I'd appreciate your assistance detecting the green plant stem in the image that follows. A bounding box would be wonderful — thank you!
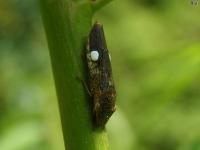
[39,0,113,150]
[92,0,114,12]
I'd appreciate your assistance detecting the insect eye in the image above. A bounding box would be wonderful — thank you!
[90,50,99,61]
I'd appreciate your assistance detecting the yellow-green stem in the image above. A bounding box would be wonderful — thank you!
[39,0,113,149]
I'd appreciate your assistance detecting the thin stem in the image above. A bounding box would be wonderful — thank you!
[91,0,114,12]
[39,0,110,150]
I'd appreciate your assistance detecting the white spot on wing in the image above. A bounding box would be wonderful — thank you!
[91,51,99,61]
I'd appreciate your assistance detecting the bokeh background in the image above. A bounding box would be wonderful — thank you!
[0,0,200,150]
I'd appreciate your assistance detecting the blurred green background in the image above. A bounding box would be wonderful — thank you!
[0,0,200,150]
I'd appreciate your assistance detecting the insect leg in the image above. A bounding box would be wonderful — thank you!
[76,76,92,97]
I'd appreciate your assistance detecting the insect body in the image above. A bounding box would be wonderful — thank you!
[86,22,116,127]
[191,0,198,5]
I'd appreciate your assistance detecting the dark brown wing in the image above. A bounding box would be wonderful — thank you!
[88,22,116,127]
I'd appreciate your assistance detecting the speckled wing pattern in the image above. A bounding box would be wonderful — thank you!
[86,22,116,127]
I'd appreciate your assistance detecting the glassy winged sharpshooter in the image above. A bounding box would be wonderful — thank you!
[86,22,116,127]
